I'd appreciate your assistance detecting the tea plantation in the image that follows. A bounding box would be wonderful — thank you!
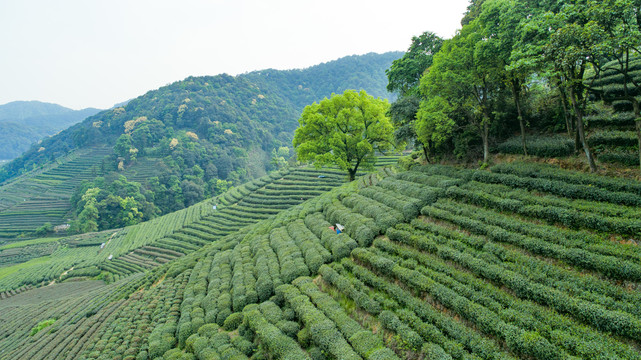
[0,145,111,238]
[1,162,640,360]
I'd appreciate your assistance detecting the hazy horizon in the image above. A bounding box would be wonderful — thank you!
[0,0,470,110]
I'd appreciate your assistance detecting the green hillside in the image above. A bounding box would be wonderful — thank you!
[0,165,357,296]
[0,146,112,239]
[0,101,101,161]
[3,0,641,358]
[0,52,401,237]
[0,161,639,359]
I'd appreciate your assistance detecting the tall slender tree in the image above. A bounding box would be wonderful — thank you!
[515,1,601,170]
[419,20,504,163]
[386,32,443,161]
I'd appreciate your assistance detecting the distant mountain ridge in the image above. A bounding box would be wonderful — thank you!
[0,51,402,235]
[0,100,74,121]
[0,101,101,160]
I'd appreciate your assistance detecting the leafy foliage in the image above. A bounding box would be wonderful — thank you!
[293,90,395,180]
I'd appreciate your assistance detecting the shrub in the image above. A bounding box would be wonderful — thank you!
[377,177,444,205]
[422,204,641,281]
[197,324,219,338]
[470,170,641,207]
[286,220,332,273]
[422,343,453,360]
[323,199,379,247]
[297,327,312,348]
[304,213,356,259]
[243,304,310,360]
[587,130,637,147]
[378,311,423,351]
[598,151,640,166]
[269,227,310,283]
[496,135,575,157]
[359,186,421,221]
[147,323,177,359]
[342,193,405,230]
[276,320,300,338]
[366,348,402,360]
[259,301,283,324]
[319,265,381,315]
[277,284,361,360]
[444,185,641,236]
[30,319,55,336]
[223,312,243,331]
[585,112,636,129]
[308,346,328,360]
[396,172,463,188]
[231,336,255,356]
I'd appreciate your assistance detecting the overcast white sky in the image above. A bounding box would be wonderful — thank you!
[0,0,470,110]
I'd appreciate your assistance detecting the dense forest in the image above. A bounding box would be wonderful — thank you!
[387,0,641,173]
[0,101,101,161]
[0,52,400,233]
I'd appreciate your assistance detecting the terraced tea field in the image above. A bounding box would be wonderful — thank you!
[1,162,639,360]
[67,167,349,283]
[0,146,111,238]
[116,157,165,183]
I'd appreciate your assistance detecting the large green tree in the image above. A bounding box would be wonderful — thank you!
[514,0,602,171]
[419,20,504,163]
[479,0,534,155]
[293,90,394,181]
[386,32,443,96]
[73,187,100,233]
[386,32,443,160]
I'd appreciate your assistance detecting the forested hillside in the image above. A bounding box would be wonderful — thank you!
[0,101,101,161]
[0,52,400,236]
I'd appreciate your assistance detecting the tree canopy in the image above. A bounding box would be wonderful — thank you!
[385,32,443,160]
[386,32,443,96]
[388,0,641,172]
[293,90,394,180]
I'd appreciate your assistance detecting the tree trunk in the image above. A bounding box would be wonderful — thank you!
[568,85,597,172]
[513,81,527,156]
[422,144,431,164]
[559,87,572,136]
[482,120,489,163]
[633,100,641,173]
[348,157,363,182]
[576,112,596,172]
[575,124,581,153]
[348,168,356,182]
[560,84,580,152]
[636,119,641,173]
